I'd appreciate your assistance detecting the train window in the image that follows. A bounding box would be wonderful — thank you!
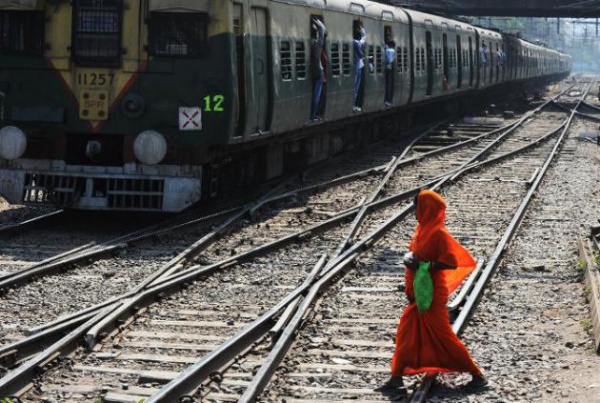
[331,43,341,77]
[415,49,420,72]
[384,26,393,43]
[295,41,306,79]
[342,43,351,76]
[396,47,402,72]
[0,11,45,55]
[72,0,123,67]
[368,45,374,75]
[149,12,208,58]
[376,46,382,74]
[280,41,292,81]
[403,47,408,73]
[435,48,442,71]
[416,48,425,72]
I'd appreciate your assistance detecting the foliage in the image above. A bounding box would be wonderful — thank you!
[581,318,593,332]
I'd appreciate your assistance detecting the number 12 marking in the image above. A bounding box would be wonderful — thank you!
[203,95,225,112]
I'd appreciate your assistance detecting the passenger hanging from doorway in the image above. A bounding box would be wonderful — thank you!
[318,30,329,119]
[481,42,487,84]
[309,17,327,122]
[353,22,366,112]
[384,40,395,107]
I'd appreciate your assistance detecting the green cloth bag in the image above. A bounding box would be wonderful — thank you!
[413,261,433,312]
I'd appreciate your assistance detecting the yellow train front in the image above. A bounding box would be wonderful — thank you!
[0,0,239,212]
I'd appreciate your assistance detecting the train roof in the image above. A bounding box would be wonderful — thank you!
[0,0,43,10]
[400,8,476,32]
[475,26,503,42]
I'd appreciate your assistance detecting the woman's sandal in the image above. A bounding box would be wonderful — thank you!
[375,377,406,392]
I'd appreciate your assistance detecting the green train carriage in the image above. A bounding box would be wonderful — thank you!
[0,0,572,212]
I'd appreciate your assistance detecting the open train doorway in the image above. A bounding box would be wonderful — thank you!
[457,35,463,88]
[426,31,433,96]
[352,19,366,110]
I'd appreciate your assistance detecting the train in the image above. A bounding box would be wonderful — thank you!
[0,0,571,212]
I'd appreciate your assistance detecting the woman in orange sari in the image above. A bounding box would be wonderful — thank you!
[381,190,487,393]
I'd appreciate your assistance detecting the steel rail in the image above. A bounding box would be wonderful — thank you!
[255,120,517,214]
[76,97,574,400]
[409,82,591,402]
[0,91,575,397]
[85,122,467,350]
[447,258,485,312]
[0,305,116,398]
[553,100,600,121]
[0,103,567,391]
[0,206,243,291]
[0,242,95,282]
[145,255,335,402]
[124,123,445,402]
[0,209,63,234]
[230,84,577,403]
[580,100,600,112]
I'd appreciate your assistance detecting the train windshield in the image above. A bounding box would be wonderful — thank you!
[149,12,208,58]
[72,0,123,67]
[0,10,45,55]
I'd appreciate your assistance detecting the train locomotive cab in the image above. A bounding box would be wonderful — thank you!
[0,0,234,212]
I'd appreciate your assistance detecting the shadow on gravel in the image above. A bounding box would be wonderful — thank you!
[430,381,492,399]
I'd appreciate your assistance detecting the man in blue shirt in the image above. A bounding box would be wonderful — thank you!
[384,40,396,106]
[353,24,366,112]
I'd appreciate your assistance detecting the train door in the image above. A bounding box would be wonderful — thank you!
[426,31,433,96]
[468,37,474,87]
[442,33,449,88]
[501,44,506,81]
[249,7,271,133]
[489,42,494,84]
[457,35,462,88]
[234,4,246,137]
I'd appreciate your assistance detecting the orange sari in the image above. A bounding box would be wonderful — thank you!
[391,190,482,376]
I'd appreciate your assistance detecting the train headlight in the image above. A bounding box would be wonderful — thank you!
[0,126,27,160]
[134,130,167,165]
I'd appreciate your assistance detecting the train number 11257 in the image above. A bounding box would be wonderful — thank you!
[78,73,116,87]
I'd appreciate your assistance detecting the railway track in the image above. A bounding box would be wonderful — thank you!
[0,79,587,402]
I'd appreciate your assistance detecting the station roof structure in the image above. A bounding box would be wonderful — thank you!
[384,0,600,17]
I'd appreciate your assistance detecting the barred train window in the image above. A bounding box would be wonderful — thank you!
[149,12,208,57]
[342,43,351,76]
[415,49,420,72]
[295,41,306,79]
[331,43,340,77]
[376,46,382,74]
[0,11,45,55]
[368,45,374,75]
[280,41,292,80]
[72,0,123,66]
